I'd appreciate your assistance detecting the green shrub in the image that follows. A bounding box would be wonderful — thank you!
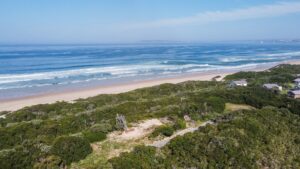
[82,130,107,143]
[0,148,32,169]
[1,64,300,169]
[33,155,65,169]
[109,146,163,169]
[89,122,113,133]
[51,136,92,165]
[173,119,186,130]
[206,96,225,113]
[112,108,300,168]
[151,125,174,137]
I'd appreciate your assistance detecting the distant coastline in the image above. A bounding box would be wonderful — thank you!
[1,61,296,112]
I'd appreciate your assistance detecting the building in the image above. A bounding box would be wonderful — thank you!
[288,90,300,99]
[263,83,283,91]
[229,79,248,87]
[294,78,300,87]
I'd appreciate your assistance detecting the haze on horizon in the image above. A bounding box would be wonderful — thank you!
[1,0,300,44]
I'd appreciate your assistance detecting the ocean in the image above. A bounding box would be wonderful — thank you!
[1,42,300,100]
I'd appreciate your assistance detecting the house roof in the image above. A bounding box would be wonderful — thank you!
[289,90,300,95]
[263,83,281,89]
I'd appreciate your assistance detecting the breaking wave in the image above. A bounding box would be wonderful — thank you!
[1,43,300,99]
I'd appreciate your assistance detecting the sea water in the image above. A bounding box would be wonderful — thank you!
[1,42,300,100]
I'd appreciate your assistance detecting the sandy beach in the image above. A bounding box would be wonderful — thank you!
[285,60,300,65]
[0,62,296,112]
[0,71,231,112]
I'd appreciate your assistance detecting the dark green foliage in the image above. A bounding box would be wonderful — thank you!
[33,155,65,169]
[51,136,92,165]
[206,96,226,113]
[151,125,174,137]
[1,65,300,168]
[0,148,32,169]
[164,108,300,168]
[82,130,107,143]
[111,108,300,169]
[89,122,113,133]
[0,140,44,169]
[173,118,186,130]
[0,147,33,169]
[109,146,164,169]
[151,118,186,138]
[82,122,111,143]
[225,64,300,86]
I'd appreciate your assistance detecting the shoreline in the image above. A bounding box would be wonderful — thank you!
[0,61,296,112]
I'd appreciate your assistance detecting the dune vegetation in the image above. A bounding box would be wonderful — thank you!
[0,64,300,168]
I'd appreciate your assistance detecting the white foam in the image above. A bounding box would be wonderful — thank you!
[265,51,300,57]
[219,51,299,63]
[0,60,286,90]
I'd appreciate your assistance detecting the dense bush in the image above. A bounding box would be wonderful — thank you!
[1,64,300,168]
[0,147,32,169]
[33,155,65,169]
[173,118,186,130]
[89,122,113,133]
[151,125,174,137]
[110,107,300,168]
[206,96,226,113]
[109,146,164,169]
[51,136,92,165]
[0,140,43,169]
[225,64,300,86]
[82,130,107,143]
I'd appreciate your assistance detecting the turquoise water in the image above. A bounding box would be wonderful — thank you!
[1,42,300,100]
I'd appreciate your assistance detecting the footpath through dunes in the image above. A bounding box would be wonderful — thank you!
[149,121,214,148]
[71,118,164,168]
[71,102,254,168]
[2,64,300,169]
[108,119,162,141]
[71,118,214,169]
[149,103,256,148]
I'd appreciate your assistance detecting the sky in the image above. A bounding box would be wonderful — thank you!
[0,0,300,44]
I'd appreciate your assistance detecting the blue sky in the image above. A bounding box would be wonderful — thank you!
[0,0,300,44]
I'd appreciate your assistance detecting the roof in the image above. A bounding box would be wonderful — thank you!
[263,83,281,89]
[289,90,300,95]
[231,79,247,84]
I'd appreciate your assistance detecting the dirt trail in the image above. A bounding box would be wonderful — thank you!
[109,119,163,141]
[149,121,214,148]
[72,118,214,168]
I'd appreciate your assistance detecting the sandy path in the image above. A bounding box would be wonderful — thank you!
[150,121,214,148]
[73,119,213,168]
[109,119,163,141]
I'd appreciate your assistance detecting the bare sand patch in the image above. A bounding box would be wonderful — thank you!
[109,119,163,141]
